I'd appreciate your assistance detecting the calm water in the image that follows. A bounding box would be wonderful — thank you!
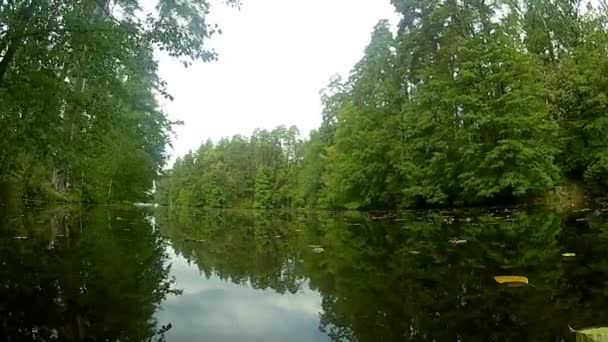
[0,205,607,341]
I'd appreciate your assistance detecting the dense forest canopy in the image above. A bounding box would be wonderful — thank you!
[156,126,303,209]
[158,0,608,210]
[0,0,237,204]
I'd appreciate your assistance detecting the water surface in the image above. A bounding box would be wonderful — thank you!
[1,205,607,341]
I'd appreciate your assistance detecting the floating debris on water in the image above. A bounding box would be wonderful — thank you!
[576,218,587,222]
[408,250,421,255]
[185,239,206,243]
[449,239,468,245]
[13,236,28,240]
[569,326,608,341]
[562,252,576,257]
[494,275,529,287]
[312,247,324,253]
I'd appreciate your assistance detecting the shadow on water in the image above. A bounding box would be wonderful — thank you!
[155,208,608,342]
[0,205,176,341]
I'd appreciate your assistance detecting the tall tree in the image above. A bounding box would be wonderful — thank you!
[0,0,239,203]
[324,21,403,209]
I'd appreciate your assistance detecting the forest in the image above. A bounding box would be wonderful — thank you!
[0,0,237,204]
[158,0,608,210]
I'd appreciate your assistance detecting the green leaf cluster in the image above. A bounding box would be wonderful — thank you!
[0,0,235,203]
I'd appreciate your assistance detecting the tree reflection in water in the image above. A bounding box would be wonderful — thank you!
[1,205,608,341]
[157,208,608,342]
[0,205,176,341]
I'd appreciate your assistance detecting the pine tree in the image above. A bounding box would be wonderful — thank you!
[253,167,273,209]
[325,21,404,209]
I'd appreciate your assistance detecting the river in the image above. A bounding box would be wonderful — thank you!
[0,205,606,341]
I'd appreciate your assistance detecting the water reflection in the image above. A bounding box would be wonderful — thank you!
[155,208,608,342]
[0,205,175,341]
[155,248,326,342]
[2,206,608,341]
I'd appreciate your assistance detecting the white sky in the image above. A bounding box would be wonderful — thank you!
[156,0,400,160]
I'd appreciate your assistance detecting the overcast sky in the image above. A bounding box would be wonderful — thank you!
[156,0,400,159]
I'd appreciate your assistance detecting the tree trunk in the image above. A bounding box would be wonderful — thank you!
[49,208,68,250]
[0,39,19,83]
[107,178,113,203]
[54,0,111,195]
[52,165,68,194]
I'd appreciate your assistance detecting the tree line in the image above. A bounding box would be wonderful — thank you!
[156,126,303,208]
[0,0,236,204]
[158,0,608,210]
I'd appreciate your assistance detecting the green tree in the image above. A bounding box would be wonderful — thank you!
[253,167,273,209]
[323,21,403,209]
[0,0,238,203]
[158,0,608,209]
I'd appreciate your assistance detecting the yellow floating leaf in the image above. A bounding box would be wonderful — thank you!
[494,275,529,287]
[562,253,576,257]
[571,326,608,342]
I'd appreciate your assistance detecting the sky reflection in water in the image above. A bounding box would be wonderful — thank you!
[155,247,329,342]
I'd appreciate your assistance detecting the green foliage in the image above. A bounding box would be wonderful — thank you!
[323,22,403,209]
[158,0,608,209]
[0,0,236,204]
[157,126,303,209]
[548,24,608,193]
[253,167,273,209]
[299,0,605,208]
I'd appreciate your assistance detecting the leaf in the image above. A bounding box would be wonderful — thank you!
[570,327,608,342]
[493,275,529,287]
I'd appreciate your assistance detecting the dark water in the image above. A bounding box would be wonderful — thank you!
[1,205,608,341]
